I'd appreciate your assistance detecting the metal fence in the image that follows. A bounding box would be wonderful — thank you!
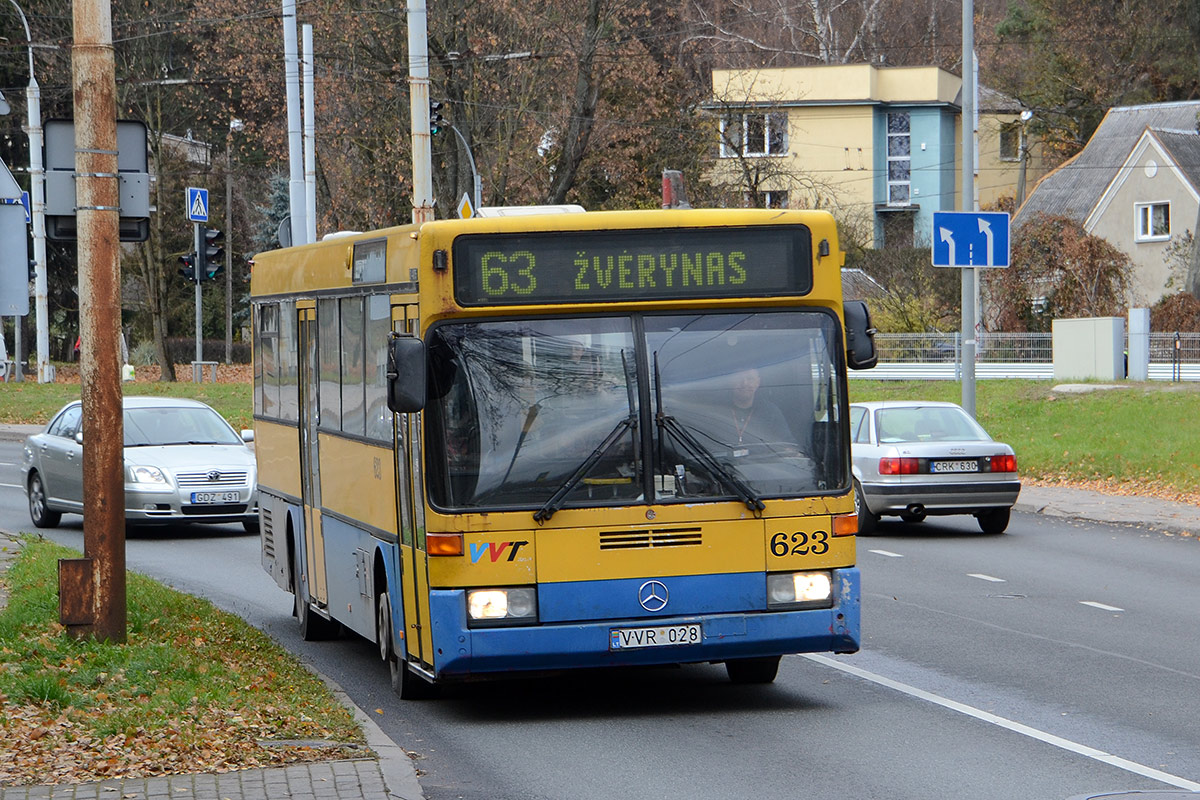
[861,332,1200,381]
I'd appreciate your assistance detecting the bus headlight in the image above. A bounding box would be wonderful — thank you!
[766,571,833,610]
[466,587,538,626]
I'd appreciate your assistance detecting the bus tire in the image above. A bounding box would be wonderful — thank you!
[293,554,340,641]
[376,589,434,700]
[725,655,780,684]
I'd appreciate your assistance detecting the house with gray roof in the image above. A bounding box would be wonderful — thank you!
[1015,100,1200,304]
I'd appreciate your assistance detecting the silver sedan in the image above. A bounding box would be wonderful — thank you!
[21,396,259,531]
[849,401,1020,534]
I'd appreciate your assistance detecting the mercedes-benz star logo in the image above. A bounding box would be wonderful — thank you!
[638,580,669,612]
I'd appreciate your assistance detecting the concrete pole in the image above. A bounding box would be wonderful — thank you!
[408,0,434,224]
[303,24,316,242]
[283,0,306,245]
[960,0,976,418]
[71,0,125,642]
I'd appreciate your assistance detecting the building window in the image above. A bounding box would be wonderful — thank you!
[999,122,1022,162]
[886,112,911,206]
[1135,202,1170,241]
[720,112,787,157]
[745,190,789,209]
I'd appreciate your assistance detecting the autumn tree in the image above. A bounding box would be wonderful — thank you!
[848,245,960,333]
[984,0,1200,161]
[984,214,1132,332]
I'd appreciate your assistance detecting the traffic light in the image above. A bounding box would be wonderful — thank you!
[178,252,197,281]
[430,100,445,135]
[200,227,225,280]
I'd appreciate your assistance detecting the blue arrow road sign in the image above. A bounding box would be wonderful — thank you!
[187,187,209,223]
[931,211,1010,268]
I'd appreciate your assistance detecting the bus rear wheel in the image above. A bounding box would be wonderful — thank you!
[376,589,434,700]
[725,655,781,684]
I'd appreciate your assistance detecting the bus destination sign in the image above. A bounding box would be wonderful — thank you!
[453,226,813,306]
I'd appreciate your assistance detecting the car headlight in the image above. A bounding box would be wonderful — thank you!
[767,571,833,610]
[127,465,168,485]
[466,587,538,627]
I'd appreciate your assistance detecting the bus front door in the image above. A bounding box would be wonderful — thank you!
[298,307,328,608]
[394,305,433,673]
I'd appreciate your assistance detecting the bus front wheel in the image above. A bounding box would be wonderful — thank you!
[376,589,434,700]
[293,553,340,641]
[725,655,780,684]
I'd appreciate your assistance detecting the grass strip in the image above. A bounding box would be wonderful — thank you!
[0,536,365,786]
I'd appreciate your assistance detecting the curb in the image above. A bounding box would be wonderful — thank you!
[319,674,426,800]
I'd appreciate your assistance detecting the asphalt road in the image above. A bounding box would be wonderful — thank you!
[1,439,1197,800]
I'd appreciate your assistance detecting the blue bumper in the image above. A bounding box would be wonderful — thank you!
[428,568,860,677]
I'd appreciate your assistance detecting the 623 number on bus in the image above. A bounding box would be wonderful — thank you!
[771,530,829,557]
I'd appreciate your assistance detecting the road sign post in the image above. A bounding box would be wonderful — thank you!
[931,210,1010,419]
[186,187,209,382]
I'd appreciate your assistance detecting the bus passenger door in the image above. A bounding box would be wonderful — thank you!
[394,304,432,670]
[298,307,328,606]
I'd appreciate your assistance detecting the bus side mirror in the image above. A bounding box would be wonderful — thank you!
[387,334,427,413]
[844,300,878,371]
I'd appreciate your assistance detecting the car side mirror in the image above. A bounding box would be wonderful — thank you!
[74,431,84,444]
[241,429,255,443]
[843,300,878,371]
[387,333,427,413]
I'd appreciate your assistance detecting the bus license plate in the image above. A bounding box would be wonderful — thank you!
[931,460,979,473]
[191,491,240,504]
[610,623,702,650]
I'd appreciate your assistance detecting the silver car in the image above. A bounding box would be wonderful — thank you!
[849,401,1020,534]
[21,396,259,531]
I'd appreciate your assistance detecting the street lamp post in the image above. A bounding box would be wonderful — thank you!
[7,0,49,383]
[449,124,481,212]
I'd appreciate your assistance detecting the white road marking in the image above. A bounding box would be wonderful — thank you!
[968,573,1006,582]
[0,482,22,490]
[868,549,904,558]
[1080,601,1124,612]
[804,653,1200,791]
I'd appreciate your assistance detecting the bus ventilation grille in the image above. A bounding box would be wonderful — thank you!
[599,528,703,550]
[262,507,275,559]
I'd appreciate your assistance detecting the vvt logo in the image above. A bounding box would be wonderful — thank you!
[469,541,529,563]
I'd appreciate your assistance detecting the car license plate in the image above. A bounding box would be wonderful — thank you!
[931,460,979,473]
[190,491,241,504]
[610,623,702,650]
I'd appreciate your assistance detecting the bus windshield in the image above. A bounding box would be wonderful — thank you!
[425,310,845,513]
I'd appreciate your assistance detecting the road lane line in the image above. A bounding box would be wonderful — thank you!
[803,653,1200,791]
[968,573,1006,582]
[868,549,904,558]
[1080,601,1124,612]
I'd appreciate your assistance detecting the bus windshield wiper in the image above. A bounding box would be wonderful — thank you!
[534,350,639,523]
[533,414,637,523]
[653,353,764,514]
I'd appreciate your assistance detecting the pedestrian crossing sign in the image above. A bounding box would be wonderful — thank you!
[187,187,209,222]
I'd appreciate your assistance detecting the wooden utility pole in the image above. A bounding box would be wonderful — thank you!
[61,0,126,642]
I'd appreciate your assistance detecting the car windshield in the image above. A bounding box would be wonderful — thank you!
[874,406,991,444]
[424,310,846,513]
[124,406,242,447]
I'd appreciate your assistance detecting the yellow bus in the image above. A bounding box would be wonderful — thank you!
[251,208,877,698]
